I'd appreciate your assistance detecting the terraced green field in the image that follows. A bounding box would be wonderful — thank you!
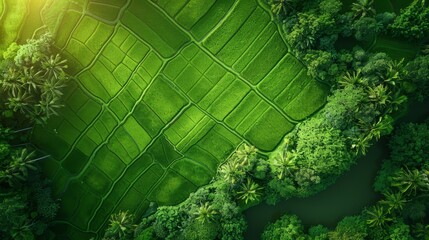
[1,0,419,239]
[0,0,420,239]
[14,0,329,238]
[0,0,28,51]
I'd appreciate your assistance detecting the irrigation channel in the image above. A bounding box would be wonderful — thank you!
[244,99,429,239]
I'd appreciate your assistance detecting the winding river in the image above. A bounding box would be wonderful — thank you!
[244,99,429,239]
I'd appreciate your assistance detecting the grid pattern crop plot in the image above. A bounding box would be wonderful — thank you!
[28,0,329,238]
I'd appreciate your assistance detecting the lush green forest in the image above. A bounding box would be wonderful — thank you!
[0,0,428,239]
[0,34,68,239]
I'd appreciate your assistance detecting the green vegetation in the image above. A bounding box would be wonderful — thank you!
[0,0,428,239]
[120,43,425,240]
[19,0,329,238]
[261,119,429,240]
[269,0,422,83]
[96,0,427,239]
[102,211,136,240]
[0,128,59,240]
[389,0,429,40]
[0,34,69,124]
[0,35,67,240]
[261,214,305,240]
[0,0,28,53]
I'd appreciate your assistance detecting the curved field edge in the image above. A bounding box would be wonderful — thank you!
[0,0,28,52]
[15,0,422,239]
[24,0,329,238]
[0,0,419,239]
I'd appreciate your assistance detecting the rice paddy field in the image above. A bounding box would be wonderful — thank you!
[0,0,420,239]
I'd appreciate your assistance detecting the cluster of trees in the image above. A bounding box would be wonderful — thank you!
[0,33,69,125]
[101,144,266,240]
[100,47,424,239]
[262,120,429,240]
[265,50,411,203]
[269,0,428,83]
[403,53,429,101]
[98,0,429,239]
[261,0,429,203]
[0,35,69,239]
[0,125,59,240]
[389,0,429,40]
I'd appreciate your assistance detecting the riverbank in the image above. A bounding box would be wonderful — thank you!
[244,99,429,239]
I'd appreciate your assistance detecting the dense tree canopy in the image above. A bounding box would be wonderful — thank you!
[0,125,59,240]
[389,0,429,40]
[261,214,305,240]
[97,0,429,239]
[0,34,69,125]
[0,34,65,240]
[389,122,429,167]
[404,54,429,101]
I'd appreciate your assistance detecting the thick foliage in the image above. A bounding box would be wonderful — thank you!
[261,214,305,240]
[389,0,429,40]
[389,122,429,167]
[330,216,368,239]
[263,119,429,240]
[404,54,429,101]
[0,35,65,239]
[266,49,409,203]
[130,145,262,240]
[295,118,352,176]
[0,34,69,125]
[99,1,429,239]
[0,126,59,240]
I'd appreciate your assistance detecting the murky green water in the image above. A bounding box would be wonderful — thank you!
[244,100,429,239]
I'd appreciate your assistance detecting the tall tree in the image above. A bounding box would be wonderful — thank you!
[351,0,376,19]
[365,205,393,228]
[391,167,429,196]
[236,178,263,204]
[103,211,135,240]
[380,191,407,213]
[193,202,217,223]
[0,34,69,124]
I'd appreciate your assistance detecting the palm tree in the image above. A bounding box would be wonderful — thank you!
[236,178,263,204]
[367,116,393,141]
[382,59,404,87]
[392,167,429,196]
[41,54,68,80]
[365,205,392,228]
[339,70,363,87]
[387,91,407,114]
[11,218,34,240]
[380,191,407,213]
[104,211,135,239]
[1,68,22,96]
[41,76,67,100]
[20,66,41,93]
[269,0,297,17]
[270,149,298,179]
[351,0,376,19]
[235,144,257,167]
[414,223,429,240]
[297,34,315,50]
[40,54,68,100]
[351,135,371,155]
[36,94,63,120]
[6,90,31,115]
[367,84,390,106]
[0,148,44,186]
[219,161,245,185]
[193,202,217,223]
